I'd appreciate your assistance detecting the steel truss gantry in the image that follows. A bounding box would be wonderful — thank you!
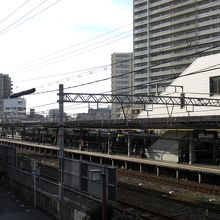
[62,92,220,108]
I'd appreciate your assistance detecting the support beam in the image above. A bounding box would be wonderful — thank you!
[63,92,220,108]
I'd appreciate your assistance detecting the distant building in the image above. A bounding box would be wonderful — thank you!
[47,109,67,122]
[25,109,45,122]
[0,74,12,110]
[118,107,143,119]
[133,1,220,95]
[2,98,26,122]
[76,107,111,121]
[88,107,111,120]
[111,53,133,119]
[76,113,92,121]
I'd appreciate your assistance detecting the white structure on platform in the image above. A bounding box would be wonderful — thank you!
[138,53,220,119]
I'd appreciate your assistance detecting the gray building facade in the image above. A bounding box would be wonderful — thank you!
[111,53,133,118]
[0,74,12,111]
[133,0,220,95]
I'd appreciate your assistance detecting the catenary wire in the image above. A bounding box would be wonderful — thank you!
[7,23,132,72]
[0,0,61,37]
[6,1,218,78]
[0,0,31,25]
[18,32,220,90]
[0,0,50,35]
[30,42,220,95]
[11,31,132,74]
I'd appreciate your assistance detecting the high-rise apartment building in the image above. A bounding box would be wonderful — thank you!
[133,0,220,95]
[0,74,12,110]
[111,53,133,118]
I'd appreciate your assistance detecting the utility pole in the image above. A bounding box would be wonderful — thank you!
[58,84,64,220]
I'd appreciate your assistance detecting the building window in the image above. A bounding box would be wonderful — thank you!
[210,76,220,96]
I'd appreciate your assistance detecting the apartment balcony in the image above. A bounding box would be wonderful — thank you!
[135,50,149,57]
[134,42,149,49]
[134,12,148,20]
[150,69,182,78]
[134,80,149,87]
[150,53,175,62]
[197,19,220,29]
[135,35,148,41]
[134,27,149,34]
[134,0,146,6]
[169,23,197,34]
[133,88,148,95]
[162,58,194,67]
[196,10,220,20]
[134,19,148,28]
[134,4,148,13]
[170,0,198,10]
[134,58,148,65]
[149,6,172,16]
[198,28,220,37]
[150,37,173,46]
[150,21,172,30]
[152,6,196,19]
[150,29,172,38]
[134,75,148,82]
[134,65,149,71]
[150,15,196,31]
[149,0,171,8]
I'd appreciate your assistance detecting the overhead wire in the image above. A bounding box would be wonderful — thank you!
[7,23,132,72]
[5,0,218,77]
[12,31,132,74]
[0,0,49,34]
[29,42,220,97]
[27,61,220,115]
[0,0,30,25]
[0,0,61,36]
[64,43,220,92]
[16,31,220,90]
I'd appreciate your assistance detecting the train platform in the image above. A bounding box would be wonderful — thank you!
[1,138,220,185]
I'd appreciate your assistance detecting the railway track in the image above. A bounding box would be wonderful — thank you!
[118,169,220,197]
[116,200,177,220]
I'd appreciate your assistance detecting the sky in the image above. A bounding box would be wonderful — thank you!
[0,0,133,116]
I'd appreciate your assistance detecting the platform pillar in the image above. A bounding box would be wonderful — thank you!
[127,134,131,157]
[176,170,179,180]
[139,164,142,173]
[198,173,202,184]
[89,156,92,162]
[100,158,102,165]
[156,166,159,176]
[111,159,114,166]
[189,136,196,165]
[80,155,82,160]
[124,161,127,169]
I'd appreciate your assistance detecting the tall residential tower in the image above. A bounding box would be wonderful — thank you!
[111,53,133,118]
[133,0,220,95]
